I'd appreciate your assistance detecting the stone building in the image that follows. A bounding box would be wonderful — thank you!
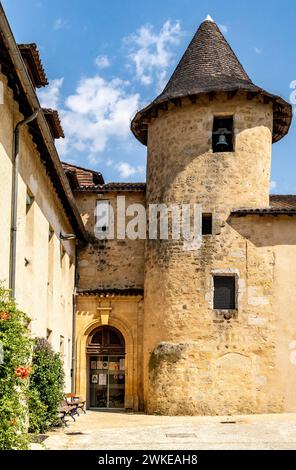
[69,18,296,416]
[0,6,87,390]
[1,3,296,415]
[63,163,145,410]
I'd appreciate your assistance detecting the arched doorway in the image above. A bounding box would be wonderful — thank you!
[87,326,126,409]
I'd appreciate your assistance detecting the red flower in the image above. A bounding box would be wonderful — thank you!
[15,365,31,379]
[0,311,9,321]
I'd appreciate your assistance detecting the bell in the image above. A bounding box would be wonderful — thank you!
[215,134,228,150]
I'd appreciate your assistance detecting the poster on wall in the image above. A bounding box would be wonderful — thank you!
[91,374,98,384]
[120,359,125,371]
[97,361,103,370]
[99,373,107,385]
[91,361,97,370]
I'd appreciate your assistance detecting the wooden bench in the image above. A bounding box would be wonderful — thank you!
[65,393,86,415]
[58,400,78,425]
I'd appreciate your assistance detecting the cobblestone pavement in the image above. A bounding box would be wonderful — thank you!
[32,411,296,450]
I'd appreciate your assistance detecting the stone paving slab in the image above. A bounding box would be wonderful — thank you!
[31,411,296,450]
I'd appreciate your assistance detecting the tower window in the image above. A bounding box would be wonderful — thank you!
[212,116,234,153]
[202,214,212,235]
[213,275,236,310]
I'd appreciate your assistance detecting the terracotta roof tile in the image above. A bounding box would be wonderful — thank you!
[270,195,296,210]
[78,182,146,192]
[77,288,144,297]
[18,43,48,88]
[231,195,296,216]
[43,108,64,139]
[62,162,105,189]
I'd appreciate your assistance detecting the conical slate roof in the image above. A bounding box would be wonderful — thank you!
[131,17,292,145]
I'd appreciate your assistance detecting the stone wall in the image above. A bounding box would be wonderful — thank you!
[73,190,145,408]
[142,92,295,415]
[74,191,145,290]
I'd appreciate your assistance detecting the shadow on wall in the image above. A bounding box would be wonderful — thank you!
[228,215,296,248]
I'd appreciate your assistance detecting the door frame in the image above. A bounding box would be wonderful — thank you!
[87,353,126,410]
[76,316,138,411]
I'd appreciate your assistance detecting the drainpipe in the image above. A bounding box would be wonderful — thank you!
[71,240,78,393]
[9,109,39,298]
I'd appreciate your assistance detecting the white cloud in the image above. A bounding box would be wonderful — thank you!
[38,78,64,108]
[254,47,263,54]
[54,75,139,161]
[115,162,145,179]
[270,180,277,190]
[105,158,144,179]
[218,23,228,34]
[124,20,184,90]
[53,18,68,31]
[95,55,111,69]
[87,154,101,166]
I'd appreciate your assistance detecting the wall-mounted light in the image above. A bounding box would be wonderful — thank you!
[60,233,77,240]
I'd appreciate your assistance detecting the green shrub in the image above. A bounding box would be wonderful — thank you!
[0,284,32,450]
[29,338,65,433]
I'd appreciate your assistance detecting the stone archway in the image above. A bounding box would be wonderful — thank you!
[87,325,126,409]
[75,316,137,410]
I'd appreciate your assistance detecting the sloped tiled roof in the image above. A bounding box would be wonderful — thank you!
[231,195,296,216]
[43,108,64,139]
[62,163,145,192]
[78,182,146,192]
[62,162,105,189]
[270,195,296,210]
[131,18,292,145]
[18,43,48,88]
[77,288,144,297]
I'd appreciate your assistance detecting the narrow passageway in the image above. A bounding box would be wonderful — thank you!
[32,411,296,450]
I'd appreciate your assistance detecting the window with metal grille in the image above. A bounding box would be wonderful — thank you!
[202,214,212,235]
[213,275,236,309]
[212,116,234,153]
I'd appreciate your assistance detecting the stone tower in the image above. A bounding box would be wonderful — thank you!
[131,17,292,415]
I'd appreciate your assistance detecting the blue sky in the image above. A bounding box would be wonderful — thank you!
[2,0,296,191]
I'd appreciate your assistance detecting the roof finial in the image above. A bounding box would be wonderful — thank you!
[204,14,214,22]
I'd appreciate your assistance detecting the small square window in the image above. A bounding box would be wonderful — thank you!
[212,116,234,153]
[95,200,111,235]
[214,275,236,310]
[202,214,212,235]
